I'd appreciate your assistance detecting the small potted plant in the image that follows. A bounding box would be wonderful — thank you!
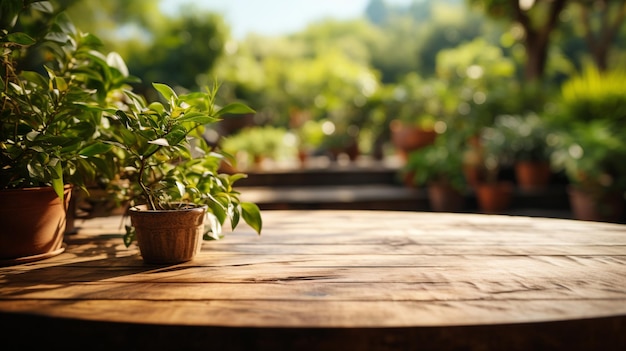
[220,125,295,170]
[386,76,443,161]
[468,124,515,213]
[550,121,626,222]
[548,65,626,222]
[0,1,132,263]
[109,82,262,264]
[402,130,466,212]
[492,113,553,192]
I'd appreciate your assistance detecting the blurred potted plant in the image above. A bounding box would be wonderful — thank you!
[403,129,466,212]
[492,113,553,192]
[550,121,626,222]
[294,119,325,165]
[467,124,514,213]
[390,113,437,161]
[220,125,295,170]
[0,1,131,263]
[319,124,360,162]
[548,65,626,222]
[110,82,262,264]
[386,75,442,161]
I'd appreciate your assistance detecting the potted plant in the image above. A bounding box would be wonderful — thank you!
[468,124,515,213]
[492,113,553,192]
[220,125,295,170]
[548,66,626,222]
[386,75,443,162]
[402,130,466,212]
[550,121,626,222]
[0,1,131,263]
[109,82,262,264]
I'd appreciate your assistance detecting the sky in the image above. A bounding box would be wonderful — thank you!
[160,0,412,39]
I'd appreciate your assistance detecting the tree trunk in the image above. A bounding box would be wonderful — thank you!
[514,0,568,82]
[579,0,626,72]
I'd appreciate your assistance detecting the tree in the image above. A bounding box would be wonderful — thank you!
[126,6,227,95]
[468,0,568,82]
[575,0,626,71]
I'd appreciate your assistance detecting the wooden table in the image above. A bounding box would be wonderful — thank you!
[1,210,625,350]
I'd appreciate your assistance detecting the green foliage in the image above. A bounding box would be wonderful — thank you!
[220,125,296,168]
[436,37,520,132]
[403,131,467,192]
[558,64,626,126]
[550,121,626,196]
[108,81,261,245]
[491,113,553,162]
[295,119,326,151]
[1,0,134,200]
[126,8,228,93]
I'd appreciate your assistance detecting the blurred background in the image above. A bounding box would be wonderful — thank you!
[56,0,626,221]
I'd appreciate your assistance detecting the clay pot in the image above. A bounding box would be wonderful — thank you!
[515,161,551,192]
[568,187,624,223]
[390,120,438,161]
[129,204,208,264]
[0,186,71,264]
[475,182,514,214]
[428,182,464,212]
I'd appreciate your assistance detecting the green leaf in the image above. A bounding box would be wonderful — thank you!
[26,130,40,141]
[203,212,222,240]
[148,138,169,147]
[51,161,65,201]
[79,142,113,156]
[164,125,188,146]
[230,206,241,230]
[7,32,36,45]
[208,200,227,225]
[177,112,218,125]
[216,102,255,117]
[153,83,177,101]
[241,202,262,234]
[123,225,136,247]
[54,77,68,91]
[148,102,165,115]
[31,1,54,13]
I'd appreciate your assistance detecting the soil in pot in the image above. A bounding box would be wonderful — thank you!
[0,186,71,264]
[129,204,208,264]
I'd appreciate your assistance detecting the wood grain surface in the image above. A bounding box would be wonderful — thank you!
[1,210,625,350]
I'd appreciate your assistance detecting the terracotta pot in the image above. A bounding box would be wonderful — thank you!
[475,182,514,214]
[390,120,437,161]
[0,185,71,264]
[568,187,624,223]
[515,161,551,192]
[463,165,482,189]
[129,204,208,264]
[428,182,464,212]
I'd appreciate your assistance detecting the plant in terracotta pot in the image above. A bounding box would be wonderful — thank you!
[220,125,296,170]
[469,124,515,214]
[109,82,262,264]
[0,1,133,263]
[492,113,554,192]
[550,121,626,222]
[386,75,443,161]
[402,130,466,212]
[547,65,626,222]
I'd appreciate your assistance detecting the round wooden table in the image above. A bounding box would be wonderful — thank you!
[1,210,625,350]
